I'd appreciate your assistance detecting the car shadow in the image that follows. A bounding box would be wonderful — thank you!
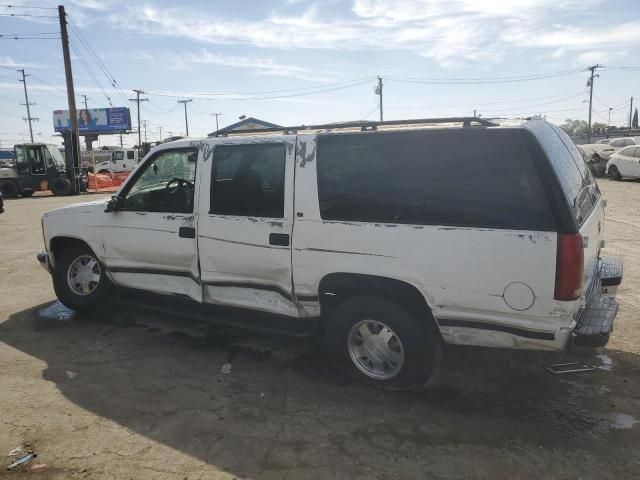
[1,301,639,478]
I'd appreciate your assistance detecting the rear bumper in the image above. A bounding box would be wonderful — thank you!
[37,250,52,274]
[571,255,623,348]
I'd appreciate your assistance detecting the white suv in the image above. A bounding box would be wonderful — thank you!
[37,118,623,389]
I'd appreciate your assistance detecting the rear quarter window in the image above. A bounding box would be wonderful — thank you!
[316,128,556,231]
[526,122,600,226]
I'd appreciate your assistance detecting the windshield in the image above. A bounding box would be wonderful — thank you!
[46,145,66,169]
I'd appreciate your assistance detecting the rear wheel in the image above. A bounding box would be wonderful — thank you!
[52,244,115,312]
[0,179,19,198]
[608,165,622,181]
[325,295,442,390]
[50,177,72,196]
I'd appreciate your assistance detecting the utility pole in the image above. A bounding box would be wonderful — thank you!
[178,99,193,136]
[59,4,80,194]
[18,69,38,143]
[629,97,634,131]
[608,107,613,137]
[129,89,148,149]
[119,133,123,147]
[586,64,602,144]
[211,113,221,132]
[157,126,163,141]
[473,109,477,118]
[142,120,149,142]
[80,94,89,110]
[374,76,383,121]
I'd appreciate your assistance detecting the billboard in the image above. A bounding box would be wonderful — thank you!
[53,107,131,134]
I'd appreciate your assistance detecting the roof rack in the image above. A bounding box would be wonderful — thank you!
[208,116,498,137]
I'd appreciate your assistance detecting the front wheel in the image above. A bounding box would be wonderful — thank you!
[52,244,115,312]
[608,165,622,181]
[325,295,442,390]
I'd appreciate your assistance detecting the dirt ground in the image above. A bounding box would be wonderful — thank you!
[0,180,638,479]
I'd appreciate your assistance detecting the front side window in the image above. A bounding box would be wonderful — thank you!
[114,151,124,161]
[127,150,135,160]
[123,149,197,213]
[317,129,555,230]
[27,147,46,175]
[211,143,285,218]
[15,147,29,175]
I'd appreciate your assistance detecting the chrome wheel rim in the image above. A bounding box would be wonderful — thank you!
[348,319,404,380]
[67,255,101,296]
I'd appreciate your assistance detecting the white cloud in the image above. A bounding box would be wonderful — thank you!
[0,56,41,69]
[172,49,332,82]
[106,0,634,68]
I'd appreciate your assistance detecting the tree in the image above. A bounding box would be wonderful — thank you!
[633,108,638,128]
[560,119,589,136]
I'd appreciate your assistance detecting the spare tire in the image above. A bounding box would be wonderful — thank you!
[50,177,72,196]
[0,179,19,198]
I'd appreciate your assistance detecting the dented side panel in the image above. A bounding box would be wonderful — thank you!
[196,136,300,317]
[291,134,577,350]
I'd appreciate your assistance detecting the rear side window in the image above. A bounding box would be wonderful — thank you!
[316,129,555,230]
[127,150,135,160]
[211,143,285,218]
[538,124,600,225]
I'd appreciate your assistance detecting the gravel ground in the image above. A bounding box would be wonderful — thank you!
[0,180,638,479]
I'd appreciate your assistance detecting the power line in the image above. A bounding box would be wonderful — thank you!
[386,68,584,85]
[66,14,135,109]
[0,4,57,9]
[0,13,58,17]
[144,78,374,101]
[69,38,113,106]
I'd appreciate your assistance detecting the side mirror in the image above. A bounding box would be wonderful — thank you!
[104,195,124,213]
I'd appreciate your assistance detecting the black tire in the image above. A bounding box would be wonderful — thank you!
[52,244,115,312]
[50,177,72,196]
[608,165,622,181]
[325,295,442,390]
[0,179,19,198]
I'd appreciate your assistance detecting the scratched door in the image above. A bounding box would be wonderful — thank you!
[197,137,298,317]
[101,147,202,302]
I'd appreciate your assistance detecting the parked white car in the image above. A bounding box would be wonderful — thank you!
[608,136,640,149]
[37,118,623,389]
[606,145,640,180]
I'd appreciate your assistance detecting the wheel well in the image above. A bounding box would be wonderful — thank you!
[49,236,89,265]
[318,273,439,335]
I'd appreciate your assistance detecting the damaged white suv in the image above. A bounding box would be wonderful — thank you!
[38,118,623,389]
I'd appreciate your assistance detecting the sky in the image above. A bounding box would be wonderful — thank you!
[1,0,639,148]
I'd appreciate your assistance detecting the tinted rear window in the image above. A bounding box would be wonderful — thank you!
[316,129,555,230]
[527,122,599,225]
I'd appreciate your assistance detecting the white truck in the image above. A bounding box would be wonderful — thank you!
[37,118,623,389]
[82,148,138,174]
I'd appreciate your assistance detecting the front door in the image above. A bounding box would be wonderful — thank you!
[617,146,637,177]
[100,147,201,300]
[197,138,298,316]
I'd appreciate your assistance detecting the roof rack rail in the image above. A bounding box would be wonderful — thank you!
[208,116,498,137]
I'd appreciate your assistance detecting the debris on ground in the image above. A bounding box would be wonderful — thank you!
[8,446,26,457]
[7,452,36,470]
[220,363,232,374]
[545,362,595,374]
[65,370,78,379]
[29,463,47,471]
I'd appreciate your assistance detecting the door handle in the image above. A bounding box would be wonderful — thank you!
[269,233,290,246]
[179,227,195,238]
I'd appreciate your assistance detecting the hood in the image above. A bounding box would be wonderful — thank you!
[42,198,110,218]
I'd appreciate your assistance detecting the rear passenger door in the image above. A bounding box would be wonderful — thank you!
[197,138,298,317]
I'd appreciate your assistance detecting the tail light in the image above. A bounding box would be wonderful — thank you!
[554,233,584,301]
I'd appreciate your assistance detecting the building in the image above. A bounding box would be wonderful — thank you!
[207,117,280,137]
